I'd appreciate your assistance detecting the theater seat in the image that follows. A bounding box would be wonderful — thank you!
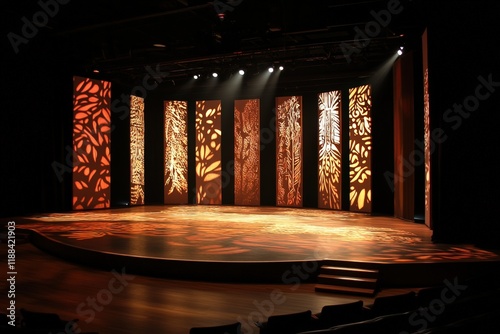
[315,300,366,328]
[189,321,241,334]
[19,308,79,333]
[365,291,418,317]
[258,310,314,334]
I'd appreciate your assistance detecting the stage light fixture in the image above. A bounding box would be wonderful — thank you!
[397,46,404,56]
[268,67,274,73]
[194,74,199,79]
[279,66,284,71]
[239,69,245,75]
[212,72,218,78]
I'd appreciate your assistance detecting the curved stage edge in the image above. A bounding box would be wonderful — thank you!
[21,227,500,288]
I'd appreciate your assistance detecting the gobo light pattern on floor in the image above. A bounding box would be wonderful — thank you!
[130,95,145,205]
[164,101,188,204]
[72,76,111,210]
[234,99,260,206]
[349,85,372,213]
[195,100,222,204]
[318,91,342,210]
[276,96,303,207]
[17,206,500,262]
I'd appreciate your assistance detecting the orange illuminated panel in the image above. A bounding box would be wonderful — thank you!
[422,29,432,228]
[349,85,372,213]
[195,100,222,204]
[130,95,145,205]
[318,90,342,210]
[234,99,260,206]
[164,101,188,204]
[72,76,111,210]
[423,69,431,227]
[276,96,303,207]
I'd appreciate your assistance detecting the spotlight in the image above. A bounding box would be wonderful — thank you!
[239,69,245,75]
[279,65,284,71]
[397,46,404,56]
[268,67,274,73]
[194,74,199,80]
[212,72,218,78]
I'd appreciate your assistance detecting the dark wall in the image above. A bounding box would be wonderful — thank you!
[426,1,500,246]
[1,57,396,217]
[371,68,396,216]
[2,34,397,218]
[1,34,73,217]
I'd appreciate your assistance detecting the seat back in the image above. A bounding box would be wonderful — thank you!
[318,300,365,327]
[189,321,241,334]
[264,310,313,334]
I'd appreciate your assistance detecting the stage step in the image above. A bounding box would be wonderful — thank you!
[315,265,380,296]
[315,284,377,296]
[320,266,379,278]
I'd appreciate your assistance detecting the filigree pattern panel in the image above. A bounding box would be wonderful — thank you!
[130,95,145,205]
[195,100,222,204]
[349,85,372,213]
[422,29,432,228]
[276,96,303,207]
[164,101,188,204]
[72,76,111,210]
[318,90,342,210]
[234,99,260,206]
[424,69,431,227]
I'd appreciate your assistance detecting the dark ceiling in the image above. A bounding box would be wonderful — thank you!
[4,0,427,86]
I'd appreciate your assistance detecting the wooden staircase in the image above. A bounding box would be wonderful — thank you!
[315,263,380,296]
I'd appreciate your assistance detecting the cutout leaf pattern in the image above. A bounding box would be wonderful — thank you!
[423,69,432,227]
[72,76,111,210]
[234,99,260,205]
[130,95,145,205]
[196,100,222,204]
[349,85,372,212]
[164,101,188,204]
[318,91,342,209]
[276,96,303,207]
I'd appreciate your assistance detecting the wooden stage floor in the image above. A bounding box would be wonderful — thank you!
[8,205,500,286]
[13,205,499,263]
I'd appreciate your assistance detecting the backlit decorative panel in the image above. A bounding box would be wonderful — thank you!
[164,101,188,204]
[349,85,372,213]
[234,99,260,205]
[72,76,111,210]
[423,69,431,226]
[423,28,432,228]
[130,95,145,205]
[318,91,342,210]
[276,96,303,207]
[195,100,222,204]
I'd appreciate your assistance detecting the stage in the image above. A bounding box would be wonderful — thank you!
[11,205,500,286]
